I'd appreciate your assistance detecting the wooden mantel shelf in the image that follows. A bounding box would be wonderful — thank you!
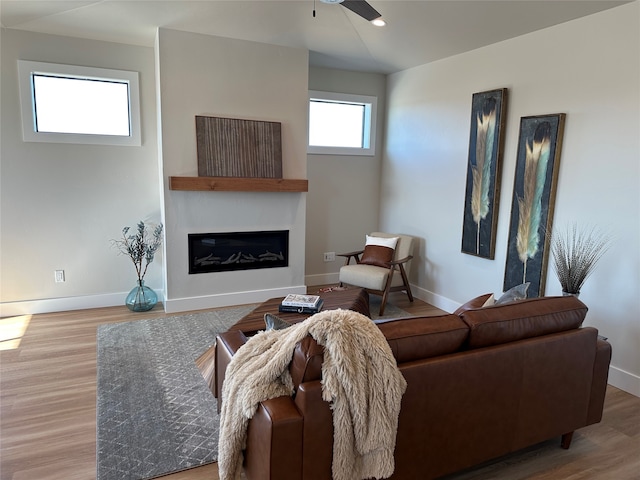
[169,176,308,192]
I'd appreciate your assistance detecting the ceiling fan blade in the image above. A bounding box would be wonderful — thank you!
[340,0,381,22]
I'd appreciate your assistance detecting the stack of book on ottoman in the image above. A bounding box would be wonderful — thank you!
[279,294,324,314]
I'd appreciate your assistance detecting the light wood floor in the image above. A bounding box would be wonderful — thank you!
[1,290,638,480]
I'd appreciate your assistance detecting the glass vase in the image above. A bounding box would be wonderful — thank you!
[125,280,158,312]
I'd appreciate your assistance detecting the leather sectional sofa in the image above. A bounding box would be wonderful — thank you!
[214,294,612,480]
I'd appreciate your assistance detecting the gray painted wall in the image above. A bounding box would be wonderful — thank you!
[1,3,637,395]
[305,66,387,286]
[0,30,161,312]
[155,29,309,312]
[381,3,639,395]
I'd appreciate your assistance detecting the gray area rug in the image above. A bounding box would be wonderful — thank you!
[96,299,410,480]
[369,296,412,320]
[96,305,255,480]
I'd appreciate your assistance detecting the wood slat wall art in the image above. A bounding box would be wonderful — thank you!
[196,116,283,178]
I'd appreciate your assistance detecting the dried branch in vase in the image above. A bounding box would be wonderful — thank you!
[112,221,163,283]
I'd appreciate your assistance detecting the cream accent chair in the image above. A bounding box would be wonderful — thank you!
[338,232,415,316]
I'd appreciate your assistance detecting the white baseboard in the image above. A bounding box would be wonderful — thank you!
[0,291,157,317]
[607,365,640,397]
[163,285,307,314]
[0,285,307,317]
[411,284,458,314]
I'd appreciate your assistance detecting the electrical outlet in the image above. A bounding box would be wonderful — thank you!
[54,270,65,283]
[323,252,335,262]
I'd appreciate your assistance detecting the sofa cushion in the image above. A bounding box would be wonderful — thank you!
[289,314,471,383]
[339,264,392,291]
[453,293,494,315]
[460,296,588,349]
[375,315,469,363]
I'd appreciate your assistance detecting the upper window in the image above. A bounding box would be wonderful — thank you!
[18,60,141,146]
[308,90,377,156]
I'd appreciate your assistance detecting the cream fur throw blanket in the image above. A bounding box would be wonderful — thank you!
[218,308,407,480]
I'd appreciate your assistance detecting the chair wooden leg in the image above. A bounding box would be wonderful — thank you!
[379,291,388,316]
[379,272,395,316]
[561,432,574,449]
[399,264,414,302]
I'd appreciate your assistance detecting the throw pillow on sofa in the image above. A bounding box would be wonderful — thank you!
[482,294,496,307]
[454,284,529,316]
[453,293,494,315]
[495,282,530,305]
[264,313,292,330]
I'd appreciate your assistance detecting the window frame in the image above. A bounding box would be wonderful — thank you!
[307,90,377,156]
[17,60,141,146]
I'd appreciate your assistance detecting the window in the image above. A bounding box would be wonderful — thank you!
[308,90,377,156]
[18,60,141,146]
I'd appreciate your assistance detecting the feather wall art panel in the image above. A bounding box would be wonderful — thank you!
[461,88,508,259]
[503,114,566,298]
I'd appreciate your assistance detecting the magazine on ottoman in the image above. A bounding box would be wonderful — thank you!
[279,294,324,314]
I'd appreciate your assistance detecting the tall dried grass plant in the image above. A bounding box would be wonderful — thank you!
[550,224,611,295]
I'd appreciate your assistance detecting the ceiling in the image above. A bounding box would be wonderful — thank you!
[0,0,630,74]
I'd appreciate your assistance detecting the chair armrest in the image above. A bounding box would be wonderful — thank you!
[244,396,303,480]
[337,250,364,257]
[337,250,364,265]
[389,255,413,266]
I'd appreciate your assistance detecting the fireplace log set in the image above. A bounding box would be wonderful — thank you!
[189,231,288,274]
[194,250,284,266]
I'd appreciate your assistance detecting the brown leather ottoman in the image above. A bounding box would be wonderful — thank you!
[229,287,370,336]
[195,288,370,392]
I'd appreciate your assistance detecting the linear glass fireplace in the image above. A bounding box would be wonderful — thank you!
[188,230,289,274]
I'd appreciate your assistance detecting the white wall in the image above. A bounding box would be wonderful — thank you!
[156,29,309,312]
[382,3,640,395]
[0,30,161,315]
[305,67,387,286]
[2,9,637,396]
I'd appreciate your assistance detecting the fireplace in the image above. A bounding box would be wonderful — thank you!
[188,230,289,274]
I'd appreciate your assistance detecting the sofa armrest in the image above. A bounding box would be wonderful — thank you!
[294,381,334,480]
[215,330,248,409]
[587,336,612,424]
[244,396,303,480]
